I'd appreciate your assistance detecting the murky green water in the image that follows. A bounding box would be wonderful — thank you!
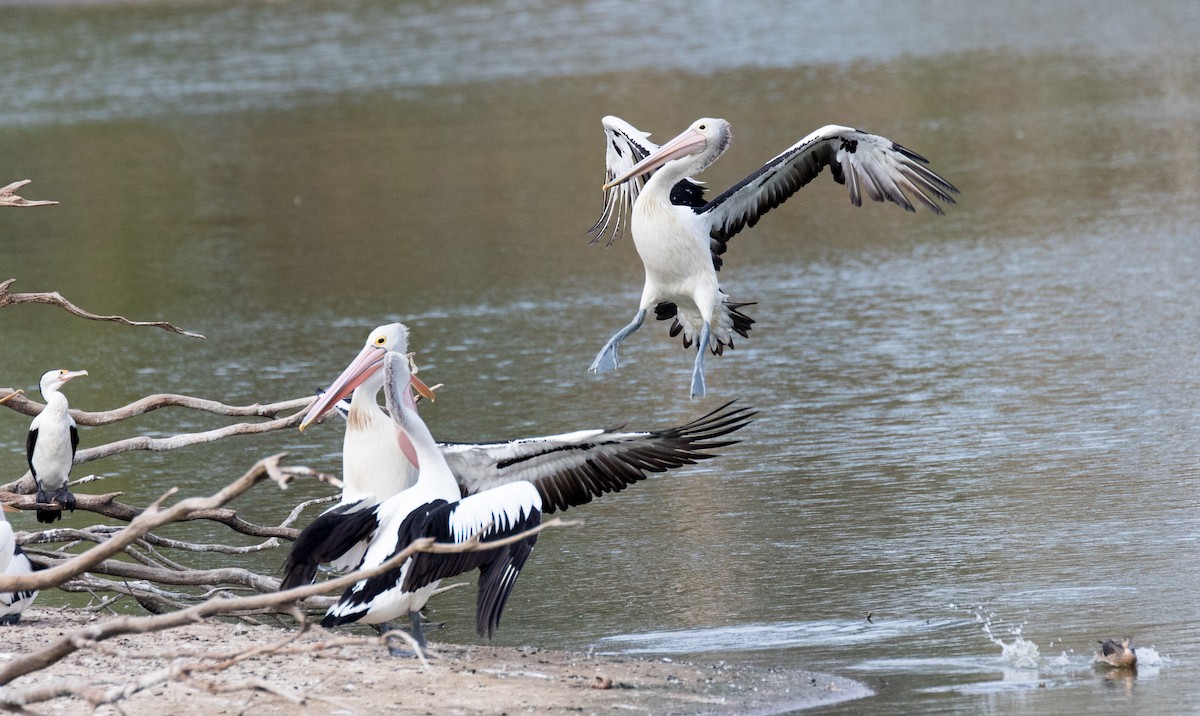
[3,1,1200,712]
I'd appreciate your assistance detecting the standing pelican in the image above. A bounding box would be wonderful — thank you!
[587,116,958,397]
[282,325,754,590]
[287,324,434,578]
[0,505,37,624]
[299,323,435,504]
[26,369,87,523]
[320,351,543,651]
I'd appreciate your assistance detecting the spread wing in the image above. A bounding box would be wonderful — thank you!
[586,116,659,248]
[701,125,959,245]
[442,401,754,513]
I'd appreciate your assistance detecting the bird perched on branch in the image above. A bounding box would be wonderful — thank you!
[587,116,958,397]
[0,505,37,623]
[26,369,87,523]
[1095,636,1137,669]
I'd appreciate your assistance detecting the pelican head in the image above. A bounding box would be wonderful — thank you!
[299,323,434,431]
[603,118,731,189]
[38,369,87,398]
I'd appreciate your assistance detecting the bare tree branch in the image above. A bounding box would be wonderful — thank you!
[0,180,56,207]
[0,389,315,426]
[1,491,300,540]
[0,278,204,338]
[0,514,575,685]
[0,453,290,594]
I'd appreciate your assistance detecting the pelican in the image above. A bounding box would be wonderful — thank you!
[319,351,543,652]
[1095,637,1137,669]
[299,323,435,504]
[26,369,87,523]
[282,324,754,590]
[286,324,435,578]
[0,505,37,624]
[587,116,959,397]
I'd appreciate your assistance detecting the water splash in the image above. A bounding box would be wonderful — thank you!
[958,604,1042,669]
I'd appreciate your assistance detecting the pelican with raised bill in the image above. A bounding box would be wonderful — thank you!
[318,351,543,654]
[0,504,37,624]
[587,116,959,397]
[282,324,755,591]
[26,369,87,523]
[285,324,435,580]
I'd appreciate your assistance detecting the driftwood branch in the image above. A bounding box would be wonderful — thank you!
[0,515,575,686]
[0,390,314,426]
[1,490,301,540]
[0,278,204,338]
[0,453,290,594]
[8,625,405,710]
[0,180,56,207]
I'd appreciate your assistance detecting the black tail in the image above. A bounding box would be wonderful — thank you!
[654,300,756,355]
[35,508,60,524]
[280,501,380,591]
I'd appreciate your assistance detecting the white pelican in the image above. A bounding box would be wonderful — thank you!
[282,324,754,590]
[0,505,37,624]
[299,323,435,503]
[587,116,959,397]
[26,369,87,523]
[286,324,435,579]
[319,351,543,651]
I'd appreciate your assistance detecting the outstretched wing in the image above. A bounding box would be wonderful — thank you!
[442,401,754,513]
[586,116,659,248]
[701,125,959,245]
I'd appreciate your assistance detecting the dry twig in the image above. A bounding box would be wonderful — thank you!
[0,180,56,207]
[0,390,313,426]
[0,512,575,687]
[0,278,204,338]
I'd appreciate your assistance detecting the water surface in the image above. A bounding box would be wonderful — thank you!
[2,1,1199,712]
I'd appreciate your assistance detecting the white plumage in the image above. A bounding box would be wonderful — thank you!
[26,369,87,523]
[317,351,543,651]
[588,116,959,397]
[0,507,37,624]
[282,324,753,592]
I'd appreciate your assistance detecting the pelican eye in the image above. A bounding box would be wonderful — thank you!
[698,124,706,130]
[374,336,387,346]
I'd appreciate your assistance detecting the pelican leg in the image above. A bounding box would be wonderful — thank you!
[0,614,21,626]
[409,609,427,651]
[689,322,711,399]
[589,309,646,373]
[376,612,430,658]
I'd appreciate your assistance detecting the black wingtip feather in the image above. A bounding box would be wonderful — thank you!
[280,504,380,591]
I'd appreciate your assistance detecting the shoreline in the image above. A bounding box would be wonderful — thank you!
[0,608,871,714]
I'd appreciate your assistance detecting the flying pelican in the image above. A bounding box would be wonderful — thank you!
[1095,637,1137,669]
[26,369,87,523]
[587,116,959,397]
[319,351,543,652]
[282,324,754,590]
[0,505,37,624]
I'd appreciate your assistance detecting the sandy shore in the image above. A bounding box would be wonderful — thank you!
[0,608,870,714]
